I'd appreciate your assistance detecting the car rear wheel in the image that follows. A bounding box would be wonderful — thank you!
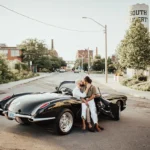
[15,117,31,125]
[113,101,122,121]
[117,101,122,112]
[55,109,74,135]
[110,102,120,121]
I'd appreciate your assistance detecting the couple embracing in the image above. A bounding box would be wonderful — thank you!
[73,76,104,132]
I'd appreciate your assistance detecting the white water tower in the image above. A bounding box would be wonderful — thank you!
[129,3,149,29]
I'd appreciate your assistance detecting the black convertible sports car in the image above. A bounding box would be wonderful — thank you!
[0,81,127,135]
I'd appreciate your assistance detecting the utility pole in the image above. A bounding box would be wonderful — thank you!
[88,47,90,74]
[82,17,108,83]
[105,25,108,83]
[82,56,83,72]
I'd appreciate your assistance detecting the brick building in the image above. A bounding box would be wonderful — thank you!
[0,44,22,61]
[76,49,93,63]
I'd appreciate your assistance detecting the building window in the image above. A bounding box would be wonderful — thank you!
[0,50,8,56]
[11,50,20,57]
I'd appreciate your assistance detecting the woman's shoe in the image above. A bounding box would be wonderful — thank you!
[88,126,95,132]
[99,126,104,130]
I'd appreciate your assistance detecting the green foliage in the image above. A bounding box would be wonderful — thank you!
[95,55,101,60]
[130,82,150,91]
[36,56,52,71]
[15,63,21,71]
[0,54,36,84]
[75,59,82,68]
[121,78,141,87]
[41,68,49,72]
[18,38,48,64]
[21,63,29,71]
[19,38,66,71]
[116,18,150,70]
[36,56,66,71]
[108,64,116,73]
[83,63,88,71]
[92,58,104,71]
[0,54,11,82]
[133,74,147,81]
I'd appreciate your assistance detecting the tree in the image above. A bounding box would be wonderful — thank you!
[36,56,52,71]
[83,63,88,71]
[95,55,101,60]
[116,18,150,71]
[107,56,112,65]
[75,59,81,69]
[107,56,116,73]
[92,58,104,71]
[18,39,48,65]
[59,58,67,67]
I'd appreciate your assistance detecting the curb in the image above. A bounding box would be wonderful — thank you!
[0,73,55,91]
[93,78,150,100]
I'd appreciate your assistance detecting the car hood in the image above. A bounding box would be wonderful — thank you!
[8,93,70,115]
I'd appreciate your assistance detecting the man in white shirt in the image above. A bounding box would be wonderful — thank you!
[73,79,93,131]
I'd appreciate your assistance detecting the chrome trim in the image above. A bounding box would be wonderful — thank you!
[9,113,55,122]
[28,117,56,122]
[3,111,8,114]
[15,114,32,119]
[3,111,55,122]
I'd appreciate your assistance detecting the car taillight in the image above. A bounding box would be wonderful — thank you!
[40,102,49,109]
[2,96,12,101]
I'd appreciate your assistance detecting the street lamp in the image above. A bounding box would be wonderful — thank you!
[82,17,108,83]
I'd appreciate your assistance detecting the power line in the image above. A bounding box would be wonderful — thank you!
[0,4,100,33]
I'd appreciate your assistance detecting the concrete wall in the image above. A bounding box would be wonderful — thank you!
[127,68,150,78]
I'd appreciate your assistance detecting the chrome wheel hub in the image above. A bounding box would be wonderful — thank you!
[59,112,73,133]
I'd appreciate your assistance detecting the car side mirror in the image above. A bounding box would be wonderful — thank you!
[55,87,58,90]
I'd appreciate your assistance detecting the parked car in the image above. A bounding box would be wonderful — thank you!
[74,69,80,73]
[0,81,127,135]
[59,69,66,73]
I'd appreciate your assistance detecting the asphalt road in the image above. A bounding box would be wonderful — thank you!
[0,72,150,150]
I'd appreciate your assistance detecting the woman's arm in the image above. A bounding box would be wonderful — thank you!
[86,94,96,102]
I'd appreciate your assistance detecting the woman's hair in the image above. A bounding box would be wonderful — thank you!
[84,76,92,83]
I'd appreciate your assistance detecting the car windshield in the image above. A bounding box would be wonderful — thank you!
[59,83,75,91]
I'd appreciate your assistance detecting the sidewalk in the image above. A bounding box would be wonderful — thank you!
[0,73,54,92]
[90,74,150,100]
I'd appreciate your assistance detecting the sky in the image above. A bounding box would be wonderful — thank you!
[0,0,150,60]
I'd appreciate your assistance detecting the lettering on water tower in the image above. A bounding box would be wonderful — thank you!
[130,10,148,23]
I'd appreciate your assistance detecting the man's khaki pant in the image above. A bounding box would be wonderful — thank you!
[86,107,91,123]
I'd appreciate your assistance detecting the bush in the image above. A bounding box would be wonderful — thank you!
[0,54,37,84]
[41,68,49,72]
[15,63,21,71]
[131,82,150,91]
[138,75,147,81]
[121,78,141,86]
[21,63,29,71]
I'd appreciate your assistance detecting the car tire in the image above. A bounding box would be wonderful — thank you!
[117,101,122,112]
[55,109,74,135]
[110,103,120,121]
[15,117,31,125]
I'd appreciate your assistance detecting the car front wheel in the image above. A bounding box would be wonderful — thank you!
[55,109,74,135]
